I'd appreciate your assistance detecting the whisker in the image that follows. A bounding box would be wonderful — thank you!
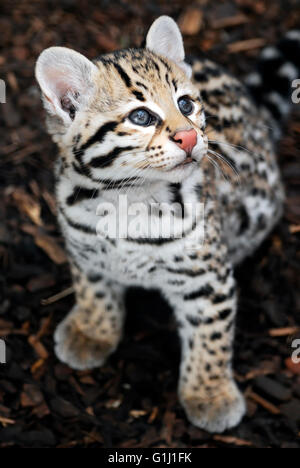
[206,155,231,184]
[207,149,241,186]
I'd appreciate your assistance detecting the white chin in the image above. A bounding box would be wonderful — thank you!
[163,163,196,182]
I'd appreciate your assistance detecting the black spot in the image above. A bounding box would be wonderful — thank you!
[132,90,145,101]
[88,274,103,283]
[209,375,220,381]
[194,71,209,83]
[212,294,228,304]
[203,317,214,325]
[210,332,222,341]
[186,315,201,327]
[189,338,194,350]
[239,206,250,234]
[219,308,232,320]
[184,284,214,301]
[174,256,184,263]
[95,291,105,299]
[202,254,212,261]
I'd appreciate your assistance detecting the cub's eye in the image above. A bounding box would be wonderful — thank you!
[129,108,155,126]
[178,97,194,116]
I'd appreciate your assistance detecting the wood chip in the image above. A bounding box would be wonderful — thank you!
[268,327,300,337]
[178,8,203,35]
[28,335,49,360]
[248,391,280,415]
[41,286,74,305]
[0,416,15,426]
[130,409,147,418]
[227,38,266,53]
[148,406,159,423]
[34,233,68,265]
[290,225,300,234]
[20,384,44,407]
[213,435,253,446]
[211,14,249,29]
[12,188,42,226]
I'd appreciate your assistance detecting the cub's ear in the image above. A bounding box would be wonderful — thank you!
[35,47,97,126]
[146,16,192,78]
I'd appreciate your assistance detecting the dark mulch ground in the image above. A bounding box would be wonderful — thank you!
[0,0,300,448]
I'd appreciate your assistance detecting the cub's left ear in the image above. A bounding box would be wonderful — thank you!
[146,16,192,79]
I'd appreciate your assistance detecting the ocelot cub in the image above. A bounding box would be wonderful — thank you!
[35,16,300,432]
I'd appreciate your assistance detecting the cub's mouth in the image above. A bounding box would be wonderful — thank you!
[172,156,197,170]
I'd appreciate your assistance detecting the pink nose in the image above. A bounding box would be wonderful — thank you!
[172,129,197,154]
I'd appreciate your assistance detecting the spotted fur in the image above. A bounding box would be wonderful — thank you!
[35,16,298,433]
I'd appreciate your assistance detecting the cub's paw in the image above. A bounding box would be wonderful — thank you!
[54,308,119,370]
[180,381,246,433]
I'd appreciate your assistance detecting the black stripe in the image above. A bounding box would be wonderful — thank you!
[99,177,141,189]
[158,57,172,72]
[66,187,99,206]
[113,63,132,88]
[184,284,214,301]
[90,145,135,168]
[59,206,96,235]
[72,161,91,178]
[80,121,119,152]
[132,90,145,101]
[135,81,148,90]
[126,219,198,245]
[166,267,206,277]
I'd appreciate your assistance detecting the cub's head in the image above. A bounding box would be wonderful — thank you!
[36,16,207,184]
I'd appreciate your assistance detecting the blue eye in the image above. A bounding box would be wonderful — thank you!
[129,108,155,126]
[178,97,194,116]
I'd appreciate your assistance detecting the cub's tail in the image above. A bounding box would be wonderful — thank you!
[246,30,300,125]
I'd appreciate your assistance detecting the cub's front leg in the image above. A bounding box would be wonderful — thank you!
[55,265,125,370]
[164,256,246,433]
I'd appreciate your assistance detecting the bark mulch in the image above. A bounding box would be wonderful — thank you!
[0,0,300,448]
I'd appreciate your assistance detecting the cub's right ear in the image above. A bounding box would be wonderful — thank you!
[35,47,97,126]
